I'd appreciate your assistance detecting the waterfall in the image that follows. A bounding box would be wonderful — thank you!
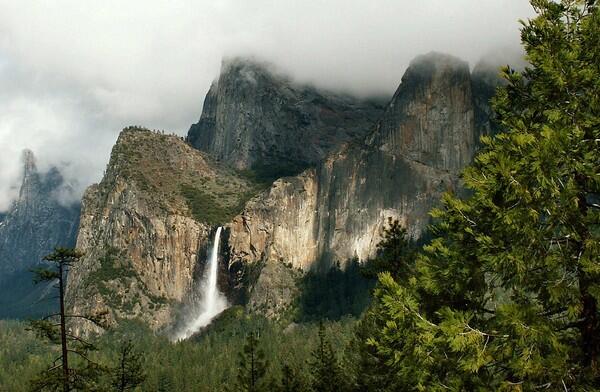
[173,227,229,340]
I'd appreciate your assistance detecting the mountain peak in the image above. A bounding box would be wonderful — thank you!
[0,149,80,318]
[368,52,475,173]
[21,149,37,178]
[402,51,470,84]
[220,57,285,87]
[222,56,278,72]
[187,57,385,172]
[410,51,468,67]
[18,149,40,202]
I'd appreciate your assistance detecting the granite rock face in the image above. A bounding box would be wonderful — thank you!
[65,128,259,334]
[245,260,301,319]
[0,150,80,318]
[187,58,386,172]
[64,52,501,328]
[227,170,320,272]
[225,53,495,315]
[366,53,475,173]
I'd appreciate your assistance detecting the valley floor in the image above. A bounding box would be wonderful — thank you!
[0,312,357,391]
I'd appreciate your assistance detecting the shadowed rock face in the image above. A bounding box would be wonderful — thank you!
[0,150,80,318]
[225,53,498,316]
[367,53,475,173]
[62,52,502,329]
[187,58,387,173]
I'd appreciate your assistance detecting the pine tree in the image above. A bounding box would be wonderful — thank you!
[276,362,307,392]
[157,372,174,392]
[347,310,398,392]
[309,322,345,392]
[235,331,269,392]
[365,1,600,389]
[28,247,108,391]
[361,217,416,281]
[111,339,146,391]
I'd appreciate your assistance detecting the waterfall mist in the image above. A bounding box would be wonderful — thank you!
[173,227,229,341]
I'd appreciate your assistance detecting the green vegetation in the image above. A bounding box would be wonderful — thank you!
[86,246,137,285]
[294,259,375,322]
[29,248,107,391]
[82,246,168,312]
[233,331,269,391]
[360,217,417,281]
[104,127,267,225]
[179,176,264,226]
[180,184,249,226]
[308,322,346,392]
[361,1,600,389]
[277,362,308,392]
[0,320,55,388]
[0,315,357,391]
[110,339,146,391]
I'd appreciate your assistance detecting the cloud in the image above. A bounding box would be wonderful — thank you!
[0,0,534,211]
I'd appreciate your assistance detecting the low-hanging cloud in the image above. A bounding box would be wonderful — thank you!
[0,0,534,211]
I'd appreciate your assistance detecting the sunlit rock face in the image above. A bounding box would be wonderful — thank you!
[223,53,495,316]
[228,170,320,272]
[187,58,387,172]
[0,150,80,318]
[65,128,259,335]
[64,51,500,329]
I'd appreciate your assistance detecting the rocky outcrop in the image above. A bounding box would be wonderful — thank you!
[228,170,320,271]
[187,58,386,173]
[64,52,501,328]
[226,53,493,315]
[246,261,301,319]
[0,150,80,318]
[366,53,475,173]
[65,128,260,334]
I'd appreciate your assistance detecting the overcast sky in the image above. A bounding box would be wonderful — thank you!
[0,0,534,211]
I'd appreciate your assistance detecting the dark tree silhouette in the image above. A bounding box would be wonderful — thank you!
[235,331,269,392]
[28,247,107,391]
[308,322,345,392]
[111,339,146,391]
[276,362,307,392]
[361,217,416,281]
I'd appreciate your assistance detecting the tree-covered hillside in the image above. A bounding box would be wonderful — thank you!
[0,314,358,391]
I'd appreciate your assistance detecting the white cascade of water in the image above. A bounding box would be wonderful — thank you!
[174,227,228,340]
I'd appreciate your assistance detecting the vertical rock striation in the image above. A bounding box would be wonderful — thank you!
[187,58,386,173]
[224,53,496,315]
[62,52,503,328]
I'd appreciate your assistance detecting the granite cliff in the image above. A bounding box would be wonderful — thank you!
[187,58,386,174]
[65,128,262,333]
[62,52,500,329]
[0,150,80,318]
[224,53,498,315]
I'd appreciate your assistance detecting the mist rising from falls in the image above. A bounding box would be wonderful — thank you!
[173,227,228,341]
